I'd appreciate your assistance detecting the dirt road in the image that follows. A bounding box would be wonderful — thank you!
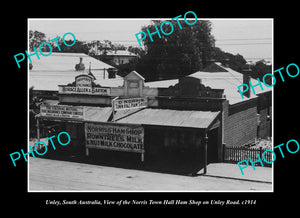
[28,157,272,191]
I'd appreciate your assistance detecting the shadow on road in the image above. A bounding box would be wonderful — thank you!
[35,147,206,177]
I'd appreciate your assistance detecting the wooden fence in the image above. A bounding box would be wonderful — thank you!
[223,145,273,167]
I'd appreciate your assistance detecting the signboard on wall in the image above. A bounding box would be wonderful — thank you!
[59,86,110,95]
[113,98,147,111]
[40,105,84,119]
[85,122,144,153]
[76,74,93,87]
[58,74,111,95]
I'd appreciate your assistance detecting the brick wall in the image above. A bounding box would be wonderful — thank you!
[224,99,258,147]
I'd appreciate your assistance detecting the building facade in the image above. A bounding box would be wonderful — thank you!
[32,58,272,174]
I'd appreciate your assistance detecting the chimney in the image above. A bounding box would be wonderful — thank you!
[107,68,118,79]
[242,66,252,98]
[75,57,85,71]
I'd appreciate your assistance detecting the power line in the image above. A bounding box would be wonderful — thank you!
[215,38,272,41]
[86,38,272,43]
[216,42,272,46]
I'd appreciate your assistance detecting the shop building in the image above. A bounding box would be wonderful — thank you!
[32,58,272,174]
[29,52,121,100]
[102,50,138,65]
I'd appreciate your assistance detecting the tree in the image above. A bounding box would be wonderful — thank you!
[29,30,47,52]
[251,61,272,85]
[127,46,146,57]
[134,20,216,81]
[210,47,247,72]
[50,37,89,54]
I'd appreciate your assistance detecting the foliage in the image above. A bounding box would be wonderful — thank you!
[29,28,249,81]
[127,46,146,57]
[50,37,90,54]
[121,20,247,81]
[210,47,247,72]
[134,20,216,81]
[250,61,272,85]
[29,30,47,52]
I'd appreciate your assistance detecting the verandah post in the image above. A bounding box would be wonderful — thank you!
[204,132,208,174]
[222,143,226,162]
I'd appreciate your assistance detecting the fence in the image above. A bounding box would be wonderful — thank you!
[223,145,273,167]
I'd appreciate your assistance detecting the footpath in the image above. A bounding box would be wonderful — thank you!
[198,163,272,183]
[29,140,272,184]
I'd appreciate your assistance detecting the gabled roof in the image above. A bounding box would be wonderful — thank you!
[189,62,272,104]
[29,52,123,91]
[30,52,114,71]
[125,71,145,81]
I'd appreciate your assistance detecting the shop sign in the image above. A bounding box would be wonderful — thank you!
[58,74,110,95]
[59,86,110,95]
[113,97,147,111]
[76,74,93,87]
[40,105,84,119]
[85,122,144,153]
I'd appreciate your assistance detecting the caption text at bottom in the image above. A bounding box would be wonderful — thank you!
[46,199,256,206]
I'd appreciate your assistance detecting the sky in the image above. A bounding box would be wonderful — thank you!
[29,19,272,62]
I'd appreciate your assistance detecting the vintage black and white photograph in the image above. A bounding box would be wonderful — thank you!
[27,18,273,192]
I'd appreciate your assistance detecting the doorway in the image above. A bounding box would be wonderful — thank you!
[207,127,219,163]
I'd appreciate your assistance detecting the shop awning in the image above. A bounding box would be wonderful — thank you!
[115,108,220,129]
[84,107,112,122]
[36,105,220,130]
[36,105,113,123]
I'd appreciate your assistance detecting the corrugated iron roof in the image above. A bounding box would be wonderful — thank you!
[116,108,220,129]
[189,62,272,104]
[37,105,219,129]
[113,108,144,121]
[145,63,272,105]
[84,107,112,122]
[145,79,178,88]
[29,53,123,91]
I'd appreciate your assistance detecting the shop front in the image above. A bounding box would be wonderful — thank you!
[34,70,222,174]
[36,103,220,174]
[114,108,221,174]
[36,104,86,157]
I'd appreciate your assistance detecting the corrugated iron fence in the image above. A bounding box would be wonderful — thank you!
[223,145,273,167]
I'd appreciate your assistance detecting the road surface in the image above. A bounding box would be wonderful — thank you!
[28,157,272,191]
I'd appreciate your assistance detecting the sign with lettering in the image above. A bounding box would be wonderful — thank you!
[113,98,147,111]
[76,74,93,87]
[85,122,144,153]
[40,105,84,119]
[58,74,110,95]
[59,86,110,95]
